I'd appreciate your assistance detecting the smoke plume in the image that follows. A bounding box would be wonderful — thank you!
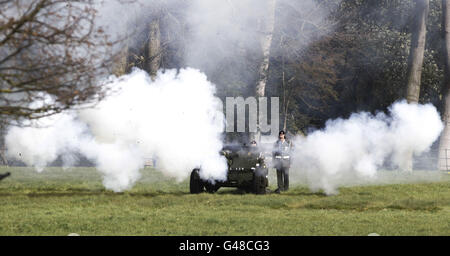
[6,68,227,191]
[290,101,444,195]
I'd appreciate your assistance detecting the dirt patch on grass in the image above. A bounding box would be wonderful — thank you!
[387,198,441,211]
[302,199,372,211]
[284,197,442,212]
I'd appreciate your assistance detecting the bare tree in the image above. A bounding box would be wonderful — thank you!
[438,0,450,171]
[0,0,118,125]
[405,0,429,103]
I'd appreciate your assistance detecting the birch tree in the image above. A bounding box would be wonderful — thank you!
[254,0,276,141]
[255,0,277,98]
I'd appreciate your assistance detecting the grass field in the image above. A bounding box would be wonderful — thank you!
[0,166,449,236]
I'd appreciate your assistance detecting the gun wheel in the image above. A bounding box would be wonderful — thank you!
[253,169,267,195]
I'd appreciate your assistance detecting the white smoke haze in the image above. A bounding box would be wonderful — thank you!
[5,114,88,173]
[6,68,227,192]
[91,0,339,71]
[290,101,444,195]
[184,0,339,70]
[3,0,446,195]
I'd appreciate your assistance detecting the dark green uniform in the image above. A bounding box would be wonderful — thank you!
[273,139,292,191]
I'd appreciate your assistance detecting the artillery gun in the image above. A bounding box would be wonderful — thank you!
[190,144,268,194]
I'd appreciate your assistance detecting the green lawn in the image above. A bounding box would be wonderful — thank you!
[0,166,449,236]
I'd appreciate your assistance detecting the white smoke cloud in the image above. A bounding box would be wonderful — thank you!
[5,75,444,194]
[5,114,87,172]
[5,68,227,191]
[290,101,444,195]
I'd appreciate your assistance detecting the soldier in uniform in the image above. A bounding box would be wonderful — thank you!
[249,140,264,165]
[273,130,292,193]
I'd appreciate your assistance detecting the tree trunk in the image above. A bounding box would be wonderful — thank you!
[438,0,450,171]
[402,0,429,172]
[254,0,276,142]
[0,148,7,166]
[406,0,429,103]
[147,19,161,80]
[0,126,8,166]
[113,41,129,76]
[255,0,276,98]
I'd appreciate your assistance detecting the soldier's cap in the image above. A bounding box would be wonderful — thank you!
[279,130,285,135]
[250,140,257,145]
